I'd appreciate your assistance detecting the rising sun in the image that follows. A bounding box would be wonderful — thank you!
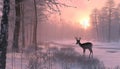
[80,18,90,29]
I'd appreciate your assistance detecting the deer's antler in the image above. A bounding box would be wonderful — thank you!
[75,37,78,40]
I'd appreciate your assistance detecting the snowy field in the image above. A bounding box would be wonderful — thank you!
[93,42,120,68]
[6,40,120,69]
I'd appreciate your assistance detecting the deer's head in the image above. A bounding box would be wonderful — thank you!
[75,37,81,44]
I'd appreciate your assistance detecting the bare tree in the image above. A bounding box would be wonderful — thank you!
[116,4,120,40]
[91,8,99,41]
[99,7,109,42]
[20,1,25,48]
[33,0,38,50]
[12,0,21,52]
[0,0,10,69]
[105,0,115,42]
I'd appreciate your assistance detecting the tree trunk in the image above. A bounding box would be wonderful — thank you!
[12,0,21,52]
[95,16,99,41]
[108,9,112,42]
[20,1,25,48]
[0,0,10,68]
[33,0,38,50]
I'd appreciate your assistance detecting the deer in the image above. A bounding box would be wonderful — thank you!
[75,37,93,57]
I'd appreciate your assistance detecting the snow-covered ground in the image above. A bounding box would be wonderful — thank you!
[52,40,120,68]
[6,40,120,69]
[93,42,120,68]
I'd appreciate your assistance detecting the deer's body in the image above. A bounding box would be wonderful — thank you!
[75,37,93,56]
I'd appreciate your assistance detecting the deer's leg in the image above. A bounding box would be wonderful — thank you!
[83,49,85,55]
[89,48,93,57]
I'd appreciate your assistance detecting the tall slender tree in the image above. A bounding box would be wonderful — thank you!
[0,0,10,68]
[91,9,99,41]
[106,0,115,42]
[100,7,108,41]
[12,0,21,52]
[117,4,120,40]
[33,0,38,50]
[20,1,25,48]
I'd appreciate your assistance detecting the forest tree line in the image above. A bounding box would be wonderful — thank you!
[90,0,120,42]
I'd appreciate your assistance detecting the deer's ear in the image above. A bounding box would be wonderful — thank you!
[75,37,78,40]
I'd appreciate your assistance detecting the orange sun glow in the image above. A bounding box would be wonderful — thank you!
[80,18,90,29]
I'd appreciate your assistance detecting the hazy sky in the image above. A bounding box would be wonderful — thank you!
[59,0,120,23]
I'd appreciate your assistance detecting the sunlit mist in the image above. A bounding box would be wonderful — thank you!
[80,18,90,29]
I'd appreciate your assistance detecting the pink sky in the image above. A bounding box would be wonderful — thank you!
[59,0,120,23]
